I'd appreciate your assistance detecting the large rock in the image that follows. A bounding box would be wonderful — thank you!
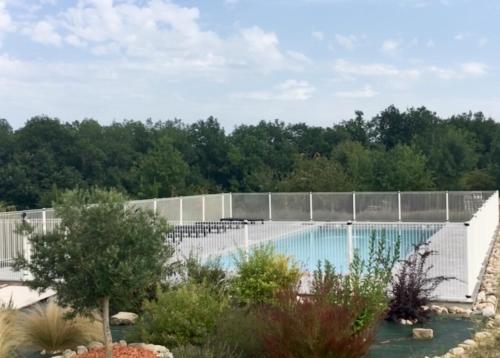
[111,312,138,325]
[76,346,88,354]
[88,341,104,350]
[63,350,76,358]
[482,304,496,317]
[449,347,465,356]
[412,328,433,340]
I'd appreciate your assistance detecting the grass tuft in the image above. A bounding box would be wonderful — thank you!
[18,299,103,352]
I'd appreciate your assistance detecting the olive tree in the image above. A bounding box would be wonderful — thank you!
[15,188,173,358]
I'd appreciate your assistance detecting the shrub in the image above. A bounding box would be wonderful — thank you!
[387,242,452,322]
[130,283,227,347]
[183,253,227,291]
[18,300,102,352]
[259,290,379,358]
[313,230,400,332]
[212,306,266,358]
[172,342,241,358]
[230,244,301,304]
[0,300,19,357]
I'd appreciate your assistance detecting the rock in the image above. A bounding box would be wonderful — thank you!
[477,291,487,303]
[63,350,76,358]
[88,341,104,350]
[119,340,127,346]
[111,311,138,325]
[474,331,492,341]
[462,339,477,348]
[449,347,465,356]
[486,295,497,305]
[482,304,496,317]
[76,346,88,354]
[412,328,434,340]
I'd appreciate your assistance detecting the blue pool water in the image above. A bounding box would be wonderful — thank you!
[218,225,441,272]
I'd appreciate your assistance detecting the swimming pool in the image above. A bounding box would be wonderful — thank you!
[219,224,442,272]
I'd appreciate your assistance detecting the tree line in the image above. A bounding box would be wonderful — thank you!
[0,105,499,210]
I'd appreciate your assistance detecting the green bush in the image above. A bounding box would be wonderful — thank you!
[212,306,266,358]
[130,284,227,347]
[183,253,227,292]
[230,244,301,304]
[312,230,399,332]
[172,342,241,358]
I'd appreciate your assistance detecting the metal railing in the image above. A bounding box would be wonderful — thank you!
[0,191,498,303]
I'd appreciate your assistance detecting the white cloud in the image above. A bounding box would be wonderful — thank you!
[287,50,312,64]
[335,85,377,98]
[460,62,487,76]
[0,2,15,45]
[333,59,420,79]
[381,39,399,54]
[24,21,62,46]
[335,33,357,50]
[426,39,435,47]
[234,80,315,101]
[312,31,324,41]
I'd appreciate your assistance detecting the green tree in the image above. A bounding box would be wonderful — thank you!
[14,188,173,358]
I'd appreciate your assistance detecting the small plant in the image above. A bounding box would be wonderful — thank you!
[130,283,228,347]
[259,290,378,358]
[231,244,301,304]
[183,253,228,291]
[313,230,400,332]
[212,306,267,358]
[18,300,102,352]
[387,242,452,322]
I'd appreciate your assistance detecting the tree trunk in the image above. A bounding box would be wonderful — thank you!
[102,296,113,358]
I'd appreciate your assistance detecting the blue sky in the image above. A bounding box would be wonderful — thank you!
[0,0,499,129]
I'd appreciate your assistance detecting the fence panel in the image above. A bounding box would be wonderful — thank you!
[449,191,487,222]
[182,195,203,221]
[204,194,224,221]
[401,192,447,222]
[231,193,269,220]
[312,192,353,221]
[271,193,310,221]
[355,192,399,221]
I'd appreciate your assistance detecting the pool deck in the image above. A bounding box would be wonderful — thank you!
[0,284,55,308]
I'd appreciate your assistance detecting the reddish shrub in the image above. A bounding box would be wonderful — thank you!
[75,346,156,358]
[259,291,381,358]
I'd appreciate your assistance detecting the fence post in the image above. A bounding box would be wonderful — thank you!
[153,199,157,216]
[22,215,32,280]
[42,208,47,235]
[398,191,401,222]
[268,192,272,221]
[446,191,450,222]
[229,192,233,218]
[244,220,249,261]
[352,192,356,221]
[309,192,313,221]
[179,197,183,225]
[464,221,473,299]
[347,221,353,267]
[221,194,225,219]
[202,195,206,222]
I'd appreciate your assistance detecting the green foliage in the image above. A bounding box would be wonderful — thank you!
[171,342,241,358]
[312,231,400,332]
[1,107,500,208]
[131,284,228,348]
[212,307,266,358]
[182,254,228,292]
[13,188,174,355]
[230,245,301,304]
[18,300,102,352]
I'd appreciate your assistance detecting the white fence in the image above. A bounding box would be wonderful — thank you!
[0,191,498,303]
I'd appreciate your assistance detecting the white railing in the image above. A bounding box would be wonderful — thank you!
[0,191,494,223]
[465,190,499,297]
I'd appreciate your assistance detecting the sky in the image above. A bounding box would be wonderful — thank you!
[0,0,499,129]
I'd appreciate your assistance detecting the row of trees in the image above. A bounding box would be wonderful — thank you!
[1,105,499,209]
